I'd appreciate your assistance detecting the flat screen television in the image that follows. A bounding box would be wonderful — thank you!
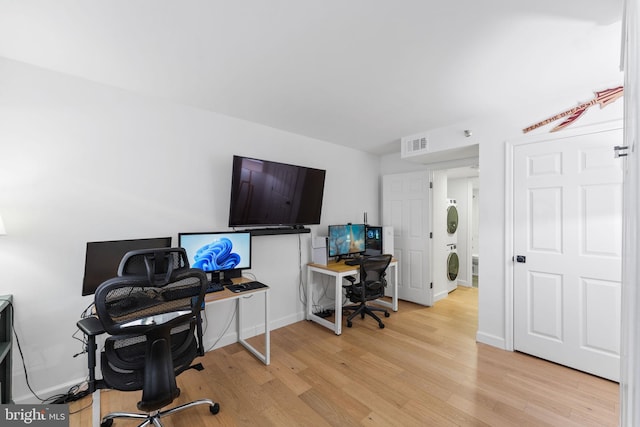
[82,236,172,296]
[228,155,326,227]
[328,224,366,259]
[178,231,251,284]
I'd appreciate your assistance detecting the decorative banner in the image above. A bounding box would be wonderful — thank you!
[523,86,623,133]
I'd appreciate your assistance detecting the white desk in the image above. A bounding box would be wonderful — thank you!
[204,278,270,365]
[306,260,398,335]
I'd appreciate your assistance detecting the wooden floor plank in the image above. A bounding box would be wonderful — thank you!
[69,287,619,426]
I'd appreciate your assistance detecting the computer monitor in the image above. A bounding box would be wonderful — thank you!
[327,224,366,259]
[365,225,383,255]
[82,236,172,296]
[178,231,251,284]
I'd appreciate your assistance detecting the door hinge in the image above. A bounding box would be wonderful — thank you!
[430,282,433,289]
[429,181,433,188]
[429,232,433,238]
[614,145,629,158]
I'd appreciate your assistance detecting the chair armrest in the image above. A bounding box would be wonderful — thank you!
[343,275,356,286]
[77,316,105,337]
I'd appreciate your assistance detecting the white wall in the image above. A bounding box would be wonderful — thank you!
[0,57,382,402]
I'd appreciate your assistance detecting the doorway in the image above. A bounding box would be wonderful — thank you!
[382,152,480,307]
[432,164,480,301]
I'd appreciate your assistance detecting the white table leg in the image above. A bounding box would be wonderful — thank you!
[334,276,342,335]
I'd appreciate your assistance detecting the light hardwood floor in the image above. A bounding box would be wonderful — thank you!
[69,287,619,426]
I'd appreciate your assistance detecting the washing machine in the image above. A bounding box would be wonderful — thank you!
[446,243,459,291]
[446,199,458,291]
[446,199,458,240]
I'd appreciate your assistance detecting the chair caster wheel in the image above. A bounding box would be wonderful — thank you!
[210,403,220,414]
[347,321,353,328]
[384,312,390,317]
[101,420,113,427]
[379,323,385,329]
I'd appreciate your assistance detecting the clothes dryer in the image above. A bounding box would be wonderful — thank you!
[446,243,459,292]
[446,199,458,246]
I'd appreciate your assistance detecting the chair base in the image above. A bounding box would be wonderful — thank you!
[100,398,219,427]
[343,303,389,329]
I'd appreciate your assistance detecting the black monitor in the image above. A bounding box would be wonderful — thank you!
[365,226,383,256]
[82,237,172,296]
[178,231,251,285]
[327,224,366,259]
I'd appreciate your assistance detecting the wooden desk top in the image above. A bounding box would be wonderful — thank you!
[203,277,268,303]
[307,260,359,273]
[308,258,397,273]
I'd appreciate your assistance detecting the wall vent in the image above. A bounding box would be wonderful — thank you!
[401,134,429,157]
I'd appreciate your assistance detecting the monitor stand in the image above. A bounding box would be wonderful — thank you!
[210,269,242,286]
[337,254,362,262]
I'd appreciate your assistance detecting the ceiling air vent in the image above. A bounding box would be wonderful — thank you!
[401,134,429,158]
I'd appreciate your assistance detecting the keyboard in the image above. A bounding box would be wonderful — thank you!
[205,282,225,293]
[227,281,268,293]
[345,258,364,266]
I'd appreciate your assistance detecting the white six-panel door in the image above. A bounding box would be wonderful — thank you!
[513,127,623,381]
[382,171,433,306]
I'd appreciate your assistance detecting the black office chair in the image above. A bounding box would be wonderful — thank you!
[94,248,219,427]
[342,254,393,329]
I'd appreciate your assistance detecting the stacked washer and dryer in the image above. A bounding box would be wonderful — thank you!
[445,199,459,292]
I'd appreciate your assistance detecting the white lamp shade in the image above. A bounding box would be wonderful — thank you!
[0,215,6,235]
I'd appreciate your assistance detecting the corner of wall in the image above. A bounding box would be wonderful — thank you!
[476,331,507,350]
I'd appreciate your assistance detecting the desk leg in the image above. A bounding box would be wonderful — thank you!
[334,276,342,335]
[237,293,270,365]
[392,263,398,312]
[264,291,270,365]
[92,389,100,427]
[374,262,399,312]
[306,268,313,321]
[306,267,343,335]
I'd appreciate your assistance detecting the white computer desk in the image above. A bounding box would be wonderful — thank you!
[306,259,398,335]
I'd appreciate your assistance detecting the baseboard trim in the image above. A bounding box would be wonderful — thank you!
[476,331,507,350]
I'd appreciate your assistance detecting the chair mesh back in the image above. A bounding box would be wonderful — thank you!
[95,248,206,337]
[360,254,392,298]
[96,274,203,335]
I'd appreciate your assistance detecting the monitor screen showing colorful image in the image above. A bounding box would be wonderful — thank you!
[178,231,251,273]
[328,224,366,257]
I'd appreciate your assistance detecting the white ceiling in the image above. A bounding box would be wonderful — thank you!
[0,0,624,154]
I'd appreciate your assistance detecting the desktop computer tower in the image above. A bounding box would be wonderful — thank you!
[382,225,394,255]
[365,225,394,256]
[311,236,328,265]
